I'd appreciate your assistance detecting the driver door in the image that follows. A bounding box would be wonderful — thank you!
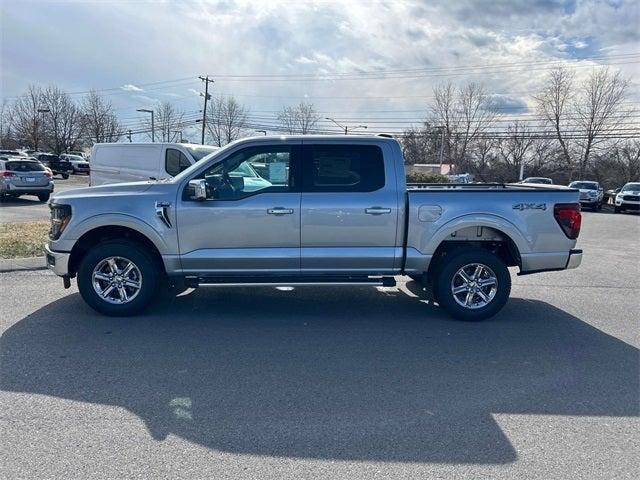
[176,143,302,276]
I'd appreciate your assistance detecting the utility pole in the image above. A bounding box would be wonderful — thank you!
[325,117,367,135]
[127,130,132,143]
[437,126,445,166]
[199,75,214,145]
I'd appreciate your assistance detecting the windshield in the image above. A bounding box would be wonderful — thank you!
[65,155,84,161]
[184,145,219,161]
[6,161,46,172]
[622,183,640,192]
[569,181,598,190]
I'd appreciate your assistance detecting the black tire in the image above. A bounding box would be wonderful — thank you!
[77,240,161,316]
[614,206,621,213]
[37,193,50,202]
[61,173,69,179]
[433,248,511,321]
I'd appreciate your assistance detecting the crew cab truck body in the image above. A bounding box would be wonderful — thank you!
[45,136,583,320]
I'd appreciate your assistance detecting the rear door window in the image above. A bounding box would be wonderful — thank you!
[302,144,385,192]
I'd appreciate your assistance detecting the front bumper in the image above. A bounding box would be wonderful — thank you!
[615,199,640,210]
[44,244,71,277]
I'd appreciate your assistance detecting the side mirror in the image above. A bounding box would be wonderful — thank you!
[188,179,207,201]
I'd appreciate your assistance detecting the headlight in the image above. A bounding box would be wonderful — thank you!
[49,204,72,240]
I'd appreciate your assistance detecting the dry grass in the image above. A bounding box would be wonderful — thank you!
[0,221,50,258]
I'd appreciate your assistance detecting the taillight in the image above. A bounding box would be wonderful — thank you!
[44,169,53,178]
[554,203,581,239]
[1,171,15,177]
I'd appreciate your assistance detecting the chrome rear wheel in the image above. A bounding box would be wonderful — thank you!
[451,263,498,309]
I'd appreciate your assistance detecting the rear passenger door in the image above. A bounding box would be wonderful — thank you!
[300,142,399,274]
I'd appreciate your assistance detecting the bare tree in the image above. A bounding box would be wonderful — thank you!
[41,86,84,154]
[277,106,298,134]
[468,137,497,182]
[0,99,14,148]
[81,90,123,144]
[535,66,630,178]
[206,96,248,146]
[430,82,496,173]
[10,85,45,150]
[400,125,443,165]
[277,102,320,134]
[534,66,575,170]
[497,121,535,181]
[574,68,630,177]
[142,101,184,142]
[614,139,640,183]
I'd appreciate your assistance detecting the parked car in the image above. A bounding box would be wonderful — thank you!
[521,177,553,185]
[0,157,54,201]
[90,142,218,186]
[46,135,583,320]
[35,153,72,179]
[614,182,640,213]
[568,181,603,210]
[0,149,27,157]
[60,153,90,174]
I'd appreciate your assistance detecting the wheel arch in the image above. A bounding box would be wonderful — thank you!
[424,216,526,281]
[68,224,165,276]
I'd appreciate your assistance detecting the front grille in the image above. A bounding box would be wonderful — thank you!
[623,195,640,201]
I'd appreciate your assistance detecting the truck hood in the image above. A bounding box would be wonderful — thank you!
[51,181,155,201]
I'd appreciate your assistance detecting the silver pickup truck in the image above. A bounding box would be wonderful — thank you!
[45,135,583,320]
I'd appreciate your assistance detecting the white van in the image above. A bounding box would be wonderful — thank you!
[90,143,218,186]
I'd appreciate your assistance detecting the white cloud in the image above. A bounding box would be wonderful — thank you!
[120,84,144,92]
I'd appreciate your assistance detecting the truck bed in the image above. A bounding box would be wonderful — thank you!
[403,183,580,275]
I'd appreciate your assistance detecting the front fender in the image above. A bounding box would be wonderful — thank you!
[52,213,170,255]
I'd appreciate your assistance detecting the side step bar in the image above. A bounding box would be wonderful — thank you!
[185,275,397,288]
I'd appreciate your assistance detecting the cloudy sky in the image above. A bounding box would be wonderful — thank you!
[1,0,638,138]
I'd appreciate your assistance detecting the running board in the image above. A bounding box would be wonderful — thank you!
[185,275,396,288]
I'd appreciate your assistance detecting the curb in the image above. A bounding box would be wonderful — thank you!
[0,256,47,273]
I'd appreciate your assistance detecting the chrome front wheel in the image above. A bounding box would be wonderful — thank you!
[91,256,143,305]
[450,263,498,309]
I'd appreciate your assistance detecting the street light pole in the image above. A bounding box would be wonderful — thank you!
[137,109,155,142]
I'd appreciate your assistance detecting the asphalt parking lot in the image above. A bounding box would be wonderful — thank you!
[0,174,89,223]
[1,210,638,479]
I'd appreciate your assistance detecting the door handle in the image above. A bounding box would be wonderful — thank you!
[267,207,294,215]
[365,207,392,215]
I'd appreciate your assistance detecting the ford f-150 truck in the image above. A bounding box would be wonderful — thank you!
[45,136,583,320]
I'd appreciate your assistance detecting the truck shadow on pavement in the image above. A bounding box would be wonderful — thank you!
[1,285,638,464]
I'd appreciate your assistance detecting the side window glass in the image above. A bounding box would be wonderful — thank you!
[200,146,292,200]
[166,149,191,176]
[305,145,385,192]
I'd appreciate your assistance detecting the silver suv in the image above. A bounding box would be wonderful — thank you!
[0,157,54,202]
